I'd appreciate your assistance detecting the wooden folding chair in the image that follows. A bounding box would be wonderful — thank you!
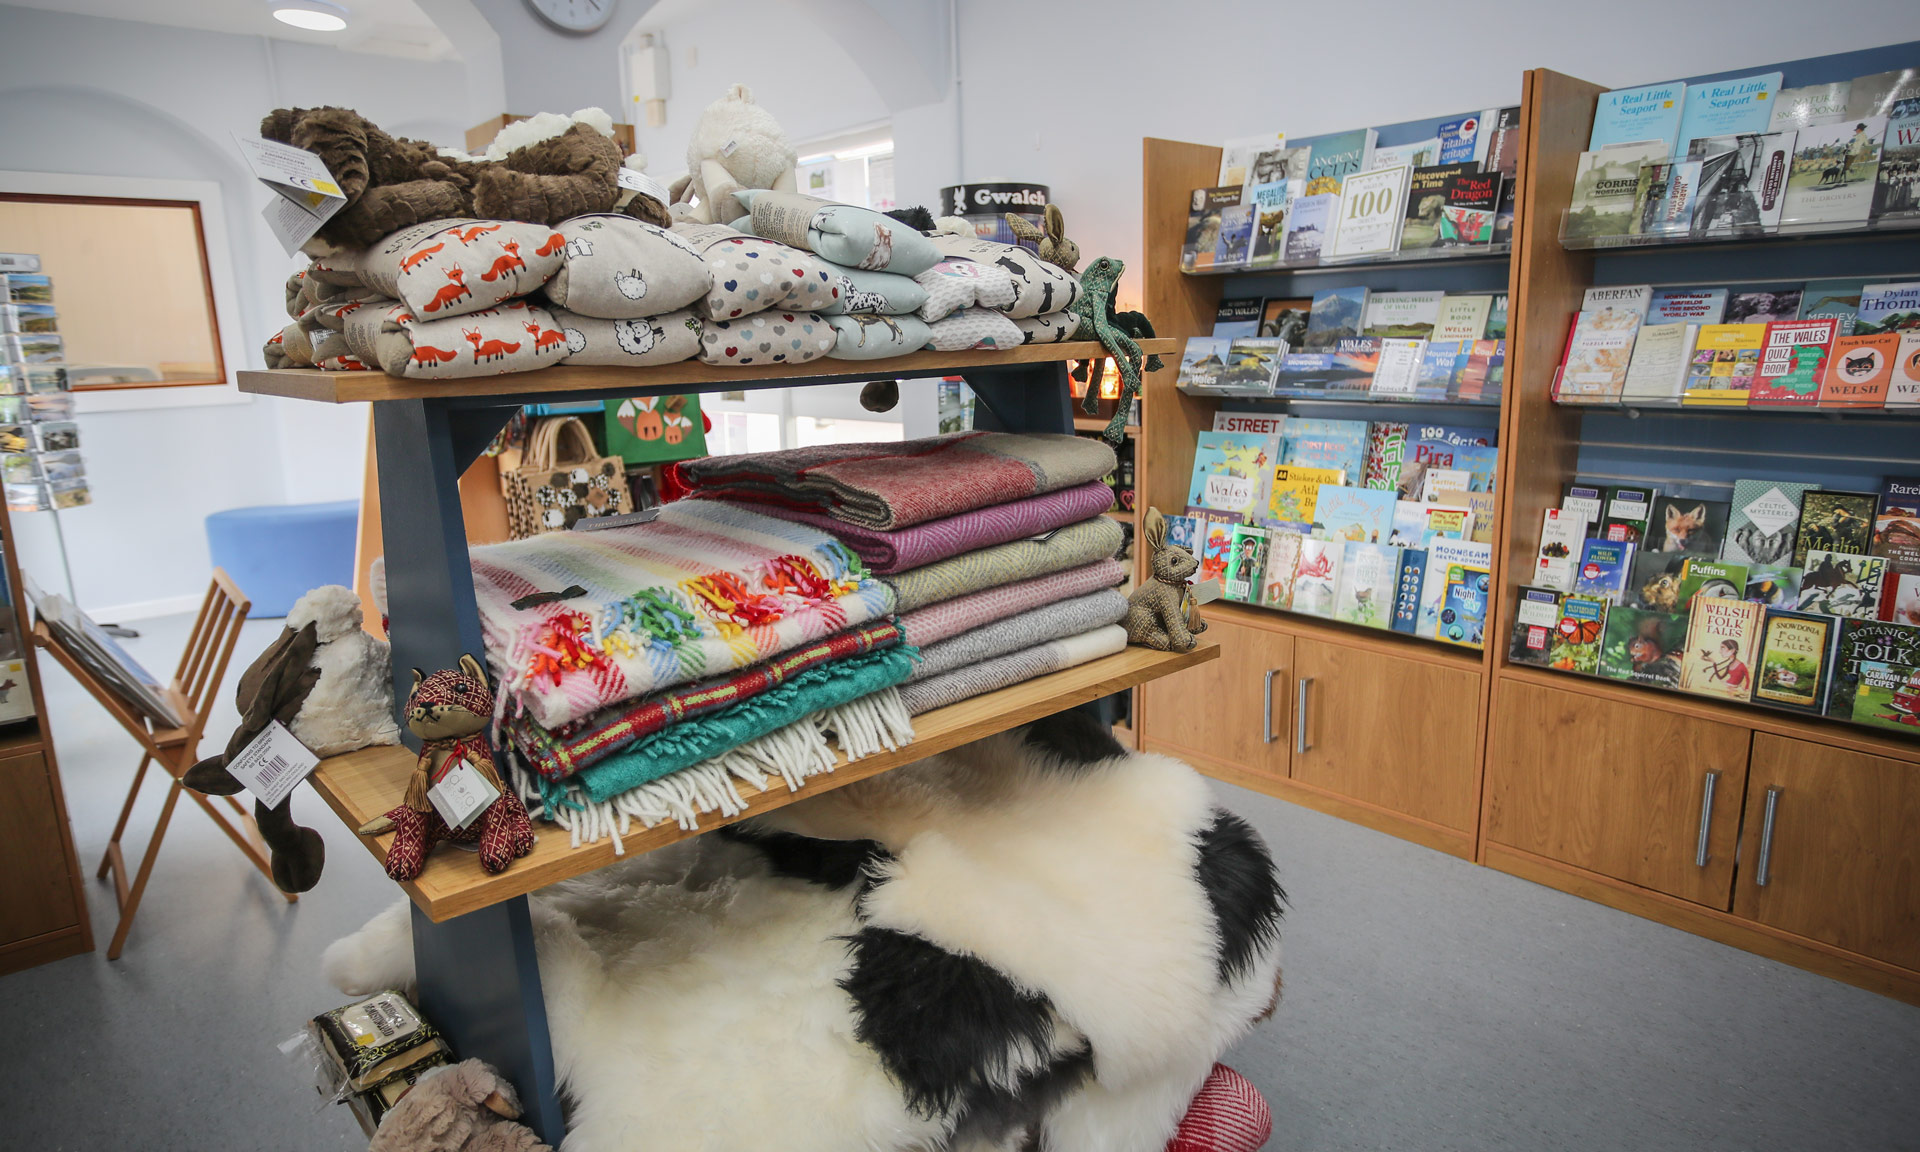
[33,569,288,959]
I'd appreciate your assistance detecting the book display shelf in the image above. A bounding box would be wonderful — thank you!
[1490,47,1920,1005]
[237,339,1210,1141]
[1139,115,1523,862]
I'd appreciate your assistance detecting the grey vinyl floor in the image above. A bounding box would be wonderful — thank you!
[3,612,1917,1151]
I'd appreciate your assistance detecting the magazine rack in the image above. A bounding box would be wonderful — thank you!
[238,338,1211,1141]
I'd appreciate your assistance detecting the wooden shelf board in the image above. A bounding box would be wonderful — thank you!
[1073,416,1141,435]
[1497,663,1920,765]
[1103,508,1135,523]
[1202,600,1485,672]
[0,723,46,758]
[312,641,1218,922]
[239,340,1179,405]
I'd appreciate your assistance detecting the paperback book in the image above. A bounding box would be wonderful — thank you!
[1643,495,1730,556]
[1418,539,1492,638]
[1259,297,1313,343]
[1214,204,1255,266]
[1313,484,1399,545]
[1196,515,1239,586]
[1620,321,1695,403]
[1303,287,1369,351]
[1391,548,1427,634]
[1535,507,1585,591]
[1567,140,1669,237]
[1289,537,1343,616]
[1433,295,1494,342]
[1648,289,1728,325]
[1748,319,1838,406]
[1438,171,1501,247]
[1795,489,1879,565]
[1436,564,1490,647]
[1874,97,1920,222]
[1854,281,1920,337]
[1893,332,1920,407]
[1574,539,1636,602]
[1283,418,1369,479]
[1561,483,1606,535]
[1435,115,1481,165]
[1176,337,1232,391]
[1677,558,1749,608]
[1416,340,1468,401]
[1725,289,1802,325]
[1551,594,1609,674]
[1363,421,1409,491]
[1559,309,1642,401]
[1825,619,1920,719]
[1334,542,1400,629]
[1874,476,1920,568]
[1599,607,1689,688]
[1220,337,1288,395]
[1212,411,1288,437]
[1746,565,1803,609]
[1584,284,1654,317]
[1686,131,1794,237]
[1361,291,1445,340]
[1212,298,1264,338]
[1246,179,1299,267]
[1369,338,1426,398]
[1480,106,1524,177]
[1188,431,1280,521]
[1817,332,1900,407]
[1183,187,1243,270]
[1402,164,1471,250]
[1849,659,1920,732]
[1223,526,1269,603]
[1682,323,1766,406]
[1628,551,1688,612]
[1509,586,1565,667]
[1801,279,1867,335]
[1675,72,1783,147]
[1882,570,1920,626]
[1752,608,1840,713]
[1283,193,1339,263]
[1590,81,1687,152]
[1302,129,1379,196]
[1779,117,1887,226]
[1218,133,1286,187]
[1678,595,1765,701]
[1329,165,1411,258]
[1262,529,1304,608]
[1371,138,1441,171]
[1267,464,1346,524]
[1631,160,1701,236]
[1725,479,1818,566]
[1798,550,1885,619]
[1404,425,1499,494]
[1770,83,1850,133]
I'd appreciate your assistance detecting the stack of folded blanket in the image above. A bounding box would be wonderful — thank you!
[679,431,1132,717]
[439,500,920,848]
[266,198,1085,380]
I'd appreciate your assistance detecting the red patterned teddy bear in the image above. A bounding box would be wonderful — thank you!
[361,655,535,880]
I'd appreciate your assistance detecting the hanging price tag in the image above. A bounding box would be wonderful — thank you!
[428,759,499,831]
[226,720,320,809]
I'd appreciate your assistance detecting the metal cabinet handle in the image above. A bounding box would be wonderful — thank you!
[1295,677,1314,756]
[1694,771,1718,868]
[1262,669,1283,744]
[1756,787,1783,888]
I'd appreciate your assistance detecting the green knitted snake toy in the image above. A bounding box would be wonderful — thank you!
[1069,256,1162,445]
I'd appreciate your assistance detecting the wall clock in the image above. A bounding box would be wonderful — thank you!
[524,0,616,34]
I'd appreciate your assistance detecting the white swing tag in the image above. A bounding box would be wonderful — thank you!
[428,759,499,831]
[226,720,321,809]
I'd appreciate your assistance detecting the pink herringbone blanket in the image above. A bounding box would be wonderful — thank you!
[716,479,1116,573]
[895,558,1128,647]
[672,431,1115,530]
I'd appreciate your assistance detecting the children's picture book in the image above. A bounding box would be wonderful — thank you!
[1574,539,1635,602]
[1165,513,1200,554]
[1418,539,1492,637]
[1752,608,1840,712]
[1848,659,1920,732]
[1874,475,1920,568]
[1433,295,1494,342]
[1329,165,1411,258]
[1551,594,1610,674]
[1725,478,1818,566]
[1388,500,1430,549]
[1797,550,1886,619]
[1677,558,1750,608]
[1211,411,1288,438]
[1620,321,1695,403]
[1404,424,1499,494]
[1875,96,1920,222]
[1282,418,1369,478]
[1559,309,1642,401]
[1212,298,1264,338]
[1361,291,1446,339]
[1598,607,1689,688]
[1678,596,1764,701]
[1628,551,1689,612]
[1188,431,1280,521]
[1681,323,1766,406]
[1312,485,1400,546]
[1590,81,1687,152]
[1266,465,1346,525]
[1333,542,1400,629]
[1288,537,1343,616]
[1509,586,1565,667]
[1817,332,1899,407]
[1303,287,1369,351]
[1259,297,1314,344]
[1801,279,1867,335]
[1390,548,1427,634]
[1601,485,1654,544]
[1261,529,1304,609]
[1436,564,1490,647]
[1643,495,1730,556]
[1748,319,1838,406]
[1175,337,1232,391]
[1675,72,1783,148]
[1535,508,1585,591]
[1220,337,1288,395]
[1745,565,1803,609]
[1685,132,1793,237]
[1794,489,1879,565]
[1363,421,1409,491]
[1725,289,1803,326]
[1648,289,1728,325]
[1893,332,1920,407]
[1418,503,1474,547]
[1302,129,1379,195]
[1196,515,1239,587]
[1770,82,1850,133]
[1282,193,1339,263]
[1223,525,1269,603]
[1826,619,1920,719]
[1567,140,1669,237]
[1779,117,1887,226]
[1428,486,1495,545]
[1853,281,1920,337]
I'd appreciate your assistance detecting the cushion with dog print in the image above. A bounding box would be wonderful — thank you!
[922,307,1024,352]
[929,233,1081,319]
[815,263,928,317]
[544,214,711,320]
[698,310,833,367]
[734,190,941,277]
[914,257,1018,323]
[358,299,571,379]
[672,223,842,319]
[1013,312,1081,344]
[551,307,703,367]
[827,314,934,360]
[360,219,565,322]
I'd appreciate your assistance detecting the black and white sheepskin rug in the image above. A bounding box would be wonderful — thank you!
[324,711,1285,1152]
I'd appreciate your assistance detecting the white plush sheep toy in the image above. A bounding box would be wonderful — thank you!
[669,84,798,225]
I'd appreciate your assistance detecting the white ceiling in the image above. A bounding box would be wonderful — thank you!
[9,0,460,61]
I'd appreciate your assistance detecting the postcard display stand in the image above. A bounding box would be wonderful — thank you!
[238,341,1211,1141]
[1141,113,1519,865]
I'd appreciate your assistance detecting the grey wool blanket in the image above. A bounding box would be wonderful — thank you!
[900,624,1129,716]
[906,589,1128,683]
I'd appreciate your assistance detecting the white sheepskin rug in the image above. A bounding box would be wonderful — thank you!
[324,712,1284,1152]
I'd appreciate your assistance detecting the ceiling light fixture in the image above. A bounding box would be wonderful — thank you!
[273,0,349,32]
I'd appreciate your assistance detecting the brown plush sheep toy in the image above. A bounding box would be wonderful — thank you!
[368,1060,549,1152]
[359,656,536,880]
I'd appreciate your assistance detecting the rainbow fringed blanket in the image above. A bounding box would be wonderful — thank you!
[470,501,894,730]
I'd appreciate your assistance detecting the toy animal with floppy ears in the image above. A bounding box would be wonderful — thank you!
[668,85,797,225]
[360,656,536,881]
[1004,203,1080,273]
[184,586,401,893]
[368,1060,549,1152]
[1126,508,1206,653]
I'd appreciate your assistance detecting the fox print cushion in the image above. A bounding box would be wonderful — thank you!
[1013,312,1081,344]
[826,313,934,360]
[544,214,711,320]
[671,223,842,319]
[930,234,1081,319]
[734,190,941,277]
[914,257,1018,323]
[815,263,929,317]
[357,299,571,379]
[360,219,565,322]
[550,307,702,367]
[698,310,833,367]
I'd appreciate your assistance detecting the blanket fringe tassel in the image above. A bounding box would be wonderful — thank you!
[511,688,915,854]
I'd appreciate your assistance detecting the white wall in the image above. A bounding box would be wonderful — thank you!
[0,3,481,616]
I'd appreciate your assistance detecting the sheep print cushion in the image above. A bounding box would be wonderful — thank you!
[550,307,702,367]
[544,214,711,319]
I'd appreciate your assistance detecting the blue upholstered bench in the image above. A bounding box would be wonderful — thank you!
[204,500,358,618]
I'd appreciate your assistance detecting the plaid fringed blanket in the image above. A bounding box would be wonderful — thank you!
[470,501,893,729]
[672,432,1115,530]
[900,624,1129,716]
[715,479,1117,574]
[895,558,1127,647]
[884,516,1125,614]
[508,620,903,781]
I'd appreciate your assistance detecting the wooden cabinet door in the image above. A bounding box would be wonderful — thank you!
[1290,639,1480,831]
[1141,617,1291,779]
[1485,679,1750,908]
[0,751,82,946]
[1735,735,1920,972]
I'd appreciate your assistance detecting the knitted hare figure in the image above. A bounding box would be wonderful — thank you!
[1125,507,1206,653]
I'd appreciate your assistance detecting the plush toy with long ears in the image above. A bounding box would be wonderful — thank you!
[1124,508,1205,653]
[667,85,797,225]
[1004,203,1080,273]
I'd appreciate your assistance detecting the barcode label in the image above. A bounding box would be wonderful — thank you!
[227,720,320,809]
